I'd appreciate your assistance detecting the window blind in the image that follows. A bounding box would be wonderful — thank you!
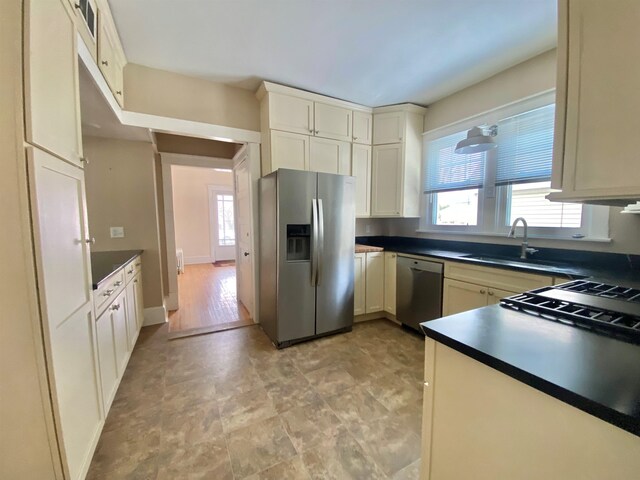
[496,103,555,186]
[424,130,486,193]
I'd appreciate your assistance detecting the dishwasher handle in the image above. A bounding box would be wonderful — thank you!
[399,256,443,275]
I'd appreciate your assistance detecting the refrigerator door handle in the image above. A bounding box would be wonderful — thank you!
[311,198,319,286]
[317,198,324,286]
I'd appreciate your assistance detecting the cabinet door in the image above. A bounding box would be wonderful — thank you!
[384,252,397,315]
[111,291,129,376]
[486,288,518,306]
[125,281,138,350]
[269,93,314,135]
[271,130,310,171]
[365,252,385,313]
[28,147,101,479]
[559,0,640,198]
[309,137,351,175]
[133,273,145,330]
[314,102,352,141]
[371,144,403,216]
[373,111,404,145]
[96,308,118,412]
[354,253,366,316]
[352,144,372,217]
[442,278,487,317]
[352,111,373,145]
[113,49,125,107]
[24,0,82,166]
[98,15,117,92]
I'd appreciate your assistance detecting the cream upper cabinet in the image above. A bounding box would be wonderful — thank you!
[365,251,385,313]
[354,253,366,316]
[24,0,83,166]
[269,93,314,135]
[370,105,424,217]
[28,147,101,480]
[384,252,397,315]
[373,111,404,145]
[352,144,372,217]
[309,137,351,175]
[352,111,373,145]
[314,102,352,141]
[443,278,488,317]
[550,0,640,205]
[97,15,116,90]
[112,48,125,107]
[74,0,98,61]
[270,130,310,171]
[371,144,403,216]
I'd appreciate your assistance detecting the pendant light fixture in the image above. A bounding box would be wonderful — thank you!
[455,125,498,154]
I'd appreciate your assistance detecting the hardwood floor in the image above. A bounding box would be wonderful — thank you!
[168,263,252,335]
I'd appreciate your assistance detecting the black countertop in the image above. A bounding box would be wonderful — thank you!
[421,306,640,436]
[356,236,640,284]
[91,250,143,289]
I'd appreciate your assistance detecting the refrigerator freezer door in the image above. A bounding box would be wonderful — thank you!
[276,169,318,343]
[315,173,355,335]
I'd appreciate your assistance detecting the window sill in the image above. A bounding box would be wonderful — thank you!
[414,229,612,243]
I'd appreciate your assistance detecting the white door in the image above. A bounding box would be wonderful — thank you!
[28,147,102,480]
[234,159,254,316]
[209,187,236,262]
[309,137,351,175]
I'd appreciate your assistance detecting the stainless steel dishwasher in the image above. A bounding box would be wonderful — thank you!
[396,255,444,332]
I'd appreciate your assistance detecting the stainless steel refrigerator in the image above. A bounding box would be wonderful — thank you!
[259,169,355,348]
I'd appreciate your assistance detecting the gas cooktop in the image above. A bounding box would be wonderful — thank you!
[500,280,640,344]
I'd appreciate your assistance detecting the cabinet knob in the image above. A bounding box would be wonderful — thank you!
[314,130,319,134]
[80,156,89,165]
[116,90,122,95]
[103,289,114,297]
[480,289,486,294]
[127,269,134,274]
[133,279,138,284]
[74,3,81,8]
[424,381,430,387]
[101,60,108,66]
[113,281,123,287]
[353,136,358,140]
[135,262,141,266]
[309,129,313,133]
[488,290,494,296]
[85,237,95,244]
[111,303,120,311]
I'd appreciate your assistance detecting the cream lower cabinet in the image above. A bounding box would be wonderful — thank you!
[384,252,397,314]
[365,252,385,313]
[125,272,144,347]
[28,147,102,480]
[442,262,553,317]
[352,144,372,217]
[95,305,118,412]
[354,253,366,316]
[421,338,640,479]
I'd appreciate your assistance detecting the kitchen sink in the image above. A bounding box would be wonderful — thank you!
[460,254,574,270]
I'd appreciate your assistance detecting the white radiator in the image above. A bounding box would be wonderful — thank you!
[176,248,185,274]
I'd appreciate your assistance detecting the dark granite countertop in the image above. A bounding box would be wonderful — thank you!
[421,305,640,436]
[356,236,640,284]
[91,250,143,289]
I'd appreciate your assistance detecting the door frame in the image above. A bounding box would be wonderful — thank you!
[207,184,235,263]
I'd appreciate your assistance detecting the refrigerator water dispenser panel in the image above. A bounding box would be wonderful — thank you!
[286,224,311,261]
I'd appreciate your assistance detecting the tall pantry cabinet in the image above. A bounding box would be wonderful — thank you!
[24,1,102,479]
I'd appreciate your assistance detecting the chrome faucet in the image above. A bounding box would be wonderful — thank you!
[508,217,538,259]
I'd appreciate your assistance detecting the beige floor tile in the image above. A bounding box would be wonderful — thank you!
[256,358,302,383]
[226,416,297,479]
[304,363,357,396]
[218,386,278,433]
[161,399,223,447]
[162,375,217,412]
[392,458,422,480]
[280,398,343,452]
[364,372,423,411]
[263,372,323,413]
[156,438,233,480]
[244,456,311,480]
[300,426,386,480]
[323,385,389,425]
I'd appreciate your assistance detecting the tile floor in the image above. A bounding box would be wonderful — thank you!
[169,264,253,335]
[87,319,424,479]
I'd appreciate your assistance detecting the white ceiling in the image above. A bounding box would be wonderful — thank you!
[108,0,556,107]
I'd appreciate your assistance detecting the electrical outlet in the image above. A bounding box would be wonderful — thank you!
[110,226,125,238]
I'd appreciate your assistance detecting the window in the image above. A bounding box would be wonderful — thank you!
[421,92,608,240]
[216,194,235,246]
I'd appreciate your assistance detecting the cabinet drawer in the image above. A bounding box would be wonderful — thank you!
[94,269,125,315]
[445,262,552,293]
[124,256,142,283]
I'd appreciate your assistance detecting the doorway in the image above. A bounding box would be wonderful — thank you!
[163,156,255,338]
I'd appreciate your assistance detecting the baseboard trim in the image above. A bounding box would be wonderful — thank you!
[184,256,214,265]
[143,305,167,326]
[354,311,399,324]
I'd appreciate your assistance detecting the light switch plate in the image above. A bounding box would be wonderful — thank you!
[110,226,125,238]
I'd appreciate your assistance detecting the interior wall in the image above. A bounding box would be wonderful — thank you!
[0,1,61,476]
[154,153,170,297]
[155,132,240,159]
[124,63,260,132]
[379,49,640,255]
[171,165,234,263]
[83,136,165,307]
